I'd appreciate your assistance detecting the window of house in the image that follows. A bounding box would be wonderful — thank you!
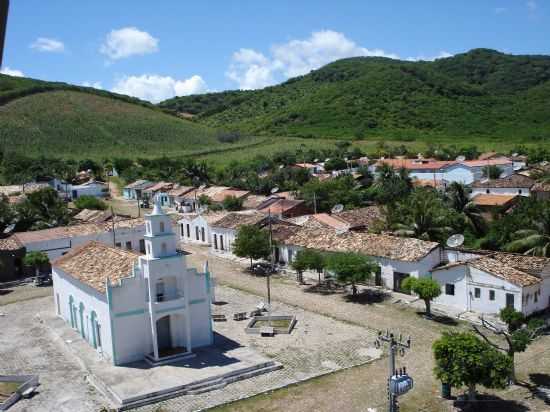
[213,234,218,250]
[506,293,514,308]
[125,241,132,250]
[115,242,121,248]
[146,222,151,234]
[186,224,190,237]
[445,284,455,296]
[486,189,490,194]
[139,239,145,253]
[161,243,167,255]
[195,226,200,240]
[489,290,495,301]
[474,288,480,299]
[180,224,184,237]
[220,235,224,251]
[518,189,522,195]
[535,291,539,303]
[160,221,165,233]
[201,227,205,242]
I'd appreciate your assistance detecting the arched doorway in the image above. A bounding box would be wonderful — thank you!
[156,316,172,353]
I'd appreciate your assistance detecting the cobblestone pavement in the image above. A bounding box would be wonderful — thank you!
[183,244,550,412]
[0,297,106,412]
[0,284,53,307]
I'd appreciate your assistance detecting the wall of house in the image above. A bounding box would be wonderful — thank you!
[69,183,108,199]
[210,227,237,256]
[52,267,114,362]
[444,248,485,263]
[186,268,214,347]
[442,165,476,185]
[179,216,211,246]
[22,224,146,260]
[432,265,470,312]
[471,187,530,197]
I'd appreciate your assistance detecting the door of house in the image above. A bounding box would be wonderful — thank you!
[393,272,410,293]
[506,293,515,308]
[213,234,218,250]
[156,316,172,352]
[201,227,205,242]
[72,190,78,199]
[274,247,280,263]
[375,272,382,287]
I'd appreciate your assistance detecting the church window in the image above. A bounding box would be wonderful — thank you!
[160,221,165,233]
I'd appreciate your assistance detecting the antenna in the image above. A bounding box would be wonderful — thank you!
[446,234,465,248]
[455,155,466,162]
[271,187,279,194]
[331,204,344,214]
[3,223,15,234]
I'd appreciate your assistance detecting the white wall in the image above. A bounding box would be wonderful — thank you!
[179,215,211,246]
[69,183,108,199]
[471,187,530,197]
[53,267,114,362]
[210,227,237,256]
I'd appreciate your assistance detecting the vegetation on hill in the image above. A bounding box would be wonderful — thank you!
[0,74,227,159]
[161,49,550,143]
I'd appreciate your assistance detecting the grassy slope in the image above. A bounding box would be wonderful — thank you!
[0,74,265,159]
[161,49,550,144]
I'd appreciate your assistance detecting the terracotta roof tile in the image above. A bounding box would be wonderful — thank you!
[0,235,24,251]
[469,256,542,287]
[53,241,140,293]
[334,206,383,230]
[471,174,535,189]
[472,194,517,206]
[211,211,266,230]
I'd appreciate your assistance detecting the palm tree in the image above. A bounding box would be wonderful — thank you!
[505,207,550,256]
[393,189,454,242]
[446,182,486,235]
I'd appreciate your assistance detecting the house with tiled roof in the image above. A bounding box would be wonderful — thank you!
[177,211,229,246]
[141,182,175,206]
[471,174,535,198]
[256,198,311,219]
[209,211,268,256]
[15,218,146,260]
[532,181,550,201]
[52,197,213,366]
[0,235,26,281]
[122,180,155,200]
[432,252,550,316]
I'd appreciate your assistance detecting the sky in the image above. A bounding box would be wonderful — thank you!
[1,0,549,103]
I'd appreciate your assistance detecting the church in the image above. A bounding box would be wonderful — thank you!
[52,196,213,366]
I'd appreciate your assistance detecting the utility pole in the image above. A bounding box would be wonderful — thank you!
[136,193,141,218]
[375,330,413,412]
[313,192,317,214]
[267,210,274,305]
[110,206,116,247]
[0,0,9,68]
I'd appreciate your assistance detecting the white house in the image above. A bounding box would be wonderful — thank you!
[470,174,535,198]
[178,212,229,246]
[66,180,109,200]
[52,197,213,365]
[123,180,154,200]
[279,223,441,291]
[15,218,146,260]
[432,253,550,316]
[209,211,267,257]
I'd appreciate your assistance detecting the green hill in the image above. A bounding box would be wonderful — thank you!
[160,49,550,143]
[0,75,221,159]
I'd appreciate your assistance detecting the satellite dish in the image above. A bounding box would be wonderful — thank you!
[456,155,466,162]
[512,153,519,157]
[198,184,207,190]
[279,164,284,169]
[446,234,465,248]
[271,187,279,194]
[417,153,423,159]
[331,204,344,214]
[314,158,319,163]
[325,158,330,162]
[3,223,15,234]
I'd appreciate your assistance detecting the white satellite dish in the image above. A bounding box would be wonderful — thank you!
[512,152,519,157]
[271,187,279,194]
[279,164,284,169]
[446,234,465,248]
[314,158,319,163]
[3,223,15,234]
[331,204,344,214]
[198,184,207,190]
[456,155,466,162]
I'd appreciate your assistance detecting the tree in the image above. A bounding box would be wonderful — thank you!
[505,204,550,256]
[299,175,364,213]
[0,194,14,233]
[222,195,243,211]
[401,277,441,317]
[15,188,70,231]
[433,332,512,401]
[482,165,502,179]
[446,182,486,235]
[390,188,456,242]
[472,309,547,384]
[370,164,412,204]
[233,225,271,269]
[74,195,108,211]
[291,248,326,284]
[324,158,347,172]
[23,251,49,277]
[326,252,377,295]
[291,250,309,284]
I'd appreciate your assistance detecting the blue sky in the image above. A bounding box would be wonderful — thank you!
[2,0,549,102]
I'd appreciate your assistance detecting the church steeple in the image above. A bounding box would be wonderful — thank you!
[144,194,177,258]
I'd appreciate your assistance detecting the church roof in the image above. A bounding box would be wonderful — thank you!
[53,241,140,294]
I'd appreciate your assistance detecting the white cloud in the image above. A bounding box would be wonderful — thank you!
[30,37,65,53]
[82,81,103,89]
[406,51,453,62]
[111,74,208,103]
[100,27,158,60]
[0,67,24,77]
[226,30,399,89]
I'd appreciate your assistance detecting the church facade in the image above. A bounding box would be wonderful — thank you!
[52,197,213,365]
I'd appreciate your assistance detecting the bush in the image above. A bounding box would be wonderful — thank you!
[74,195,108,210]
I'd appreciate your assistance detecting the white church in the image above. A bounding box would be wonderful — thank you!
[52,197,213,365]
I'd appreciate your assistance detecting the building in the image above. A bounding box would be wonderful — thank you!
[375,157,514,185]
[141,182,175,206]
[15,218,146,260]
[51,198,213,365]
[532,181,550,201]
[470,174,535,198]
[123,180,154,200]
[0,235,26,281]
[280,225,441,292]
[178,211,229,246]
[66,180,109,200]
[257,198,311,219]
[209,211,268,256]
[471,194,518,220]
[432,253,550,316]
[166,186,195,210]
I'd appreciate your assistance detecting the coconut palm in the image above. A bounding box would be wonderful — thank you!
[505,207,550,256]
[446,182,486,235]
